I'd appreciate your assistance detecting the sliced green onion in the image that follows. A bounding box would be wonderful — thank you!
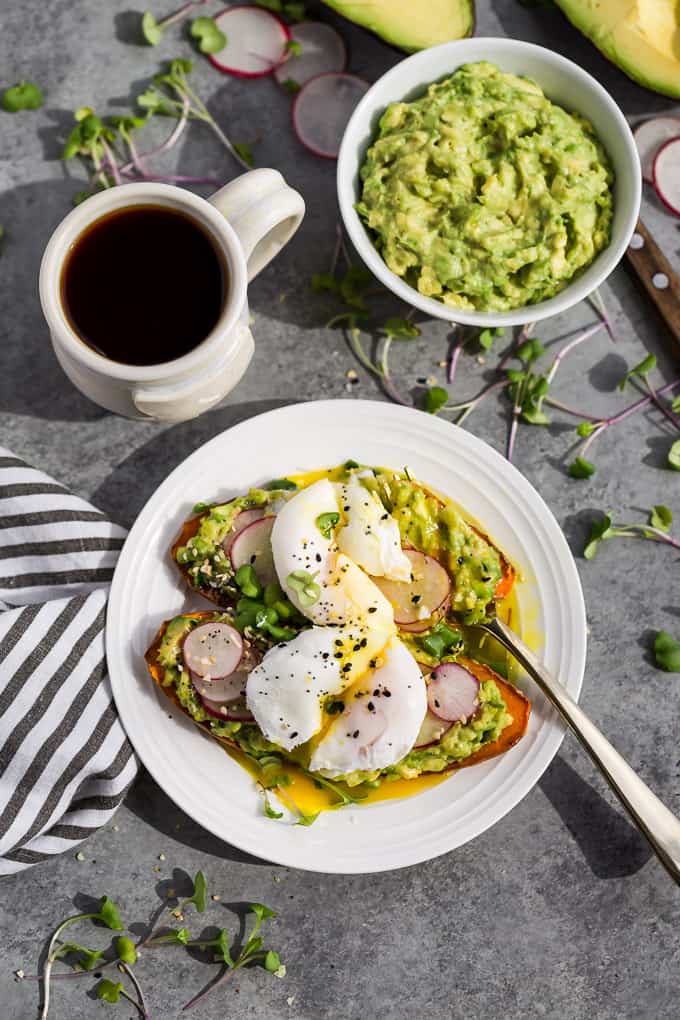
[315,511,340,539]
[287,569,320,607]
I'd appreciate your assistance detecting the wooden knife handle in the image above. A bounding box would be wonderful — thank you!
[624,220,680,356]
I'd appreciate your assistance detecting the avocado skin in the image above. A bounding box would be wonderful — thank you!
[554,0,680,100]
[320,0,474,53]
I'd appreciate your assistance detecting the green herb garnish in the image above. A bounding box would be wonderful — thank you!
[265,477,297,490]
[287,569,320,607]
[190,15,226,53]
[424,386,449,415]
[316,511,340,538]
[584,508,680,559]
[2,80,43,112]
[653,631,680,673]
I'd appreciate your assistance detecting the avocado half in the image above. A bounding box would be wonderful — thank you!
[555,0,680,99]
[320,0,474,52]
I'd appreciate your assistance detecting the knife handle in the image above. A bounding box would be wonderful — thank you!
[624,220,680,354]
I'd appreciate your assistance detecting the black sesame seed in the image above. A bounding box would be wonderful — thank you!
[383,689,391,698]
[353,730,359,738]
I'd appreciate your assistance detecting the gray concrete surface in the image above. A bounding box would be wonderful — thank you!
[2,1,680,1017]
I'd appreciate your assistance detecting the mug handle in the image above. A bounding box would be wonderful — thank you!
[209,169,305,282]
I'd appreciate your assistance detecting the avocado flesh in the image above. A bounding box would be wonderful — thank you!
[320,0,474,52]
[555,0,680,99]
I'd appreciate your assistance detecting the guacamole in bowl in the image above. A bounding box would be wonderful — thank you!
[356,61,614,312]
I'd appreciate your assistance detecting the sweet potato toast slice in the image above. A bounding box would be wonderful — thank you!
[145,611,239,753]
[171,509,232,607]
[444,656,530,771]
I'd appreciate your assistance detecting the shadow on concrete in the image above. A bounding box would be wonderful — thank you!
[125,767,270,866]
[0,179,108,423]
[539,754,652,878]
[588,352,629,394]
[91,397,292,526]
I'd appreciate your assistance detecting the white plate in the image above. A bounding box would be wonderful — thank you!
[107,400,586,873]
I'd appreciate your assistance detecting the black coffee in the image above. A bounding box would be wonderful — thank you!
[60,204,227,366]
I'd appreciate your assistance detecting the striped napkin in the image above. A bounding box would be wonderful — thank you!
[0,449,137,874]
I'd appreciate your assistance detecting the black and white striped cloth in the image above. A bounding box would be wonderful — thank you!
[0,449,137,874]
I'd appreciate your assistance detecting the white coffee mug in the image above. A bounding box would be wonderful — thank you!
[39,171,305,422]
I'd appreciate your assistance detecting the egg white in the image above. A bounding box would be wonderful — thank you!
[271,478,395,629]
[307,637,427,777]
[245,619,394,751]
[335,474,411,582]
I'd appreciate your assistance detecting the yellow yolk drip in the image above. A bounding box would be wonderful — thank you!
[226,466,537,818]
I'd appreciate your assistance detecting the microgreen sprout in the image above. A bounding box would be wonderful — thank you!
[568,455,595,479]
[653,631,680,672]
[583,508,680,560]
[30,871,284,1018]
[39,896,122,1019]
[63,58,253,201]
[141,1,208,46]
[232,141,255,166]
[424,386,449,414]
[180,903,281,1010]
[137,58,254,170]
[564,375,680,478]
[668,439,680,471]
[180,870,207,913]
[2,80,44,112]
[617,353,657,392]
[190,15,226,54]
[256,0,306,18]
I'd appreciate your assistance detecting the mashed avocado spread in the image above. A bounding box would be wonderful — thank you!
[357,61,614,311]
[162,463,516,792]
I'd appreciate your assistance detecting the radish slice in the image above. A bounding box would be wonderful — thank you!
[399,596,450,633]
[183,622,243,681]
[335,700,388,750]
[192,667,246,703]
[634,117,680,183]
[274,21,347,89]
[653,136,680,218]
[221,507,267,555]
[414,711,452,748]
[427,663,480,723]
[292,72,369,159]
[201,695,254,722]
[209,6,290,78]
[229,516,277,585]
[372,549,451,625]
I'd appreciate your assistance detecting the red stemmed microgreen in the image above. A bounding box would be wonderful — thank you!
[180,903,283,1011]
[583,506,680,559]
[137,58,253,170]
[25,870,285,1018]
[141,1,209,46]
[38,896,122,1019]
[62,59,253,202]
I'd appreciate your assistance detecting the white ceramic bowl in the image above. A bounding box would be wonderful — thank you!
[337,37,641,328]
